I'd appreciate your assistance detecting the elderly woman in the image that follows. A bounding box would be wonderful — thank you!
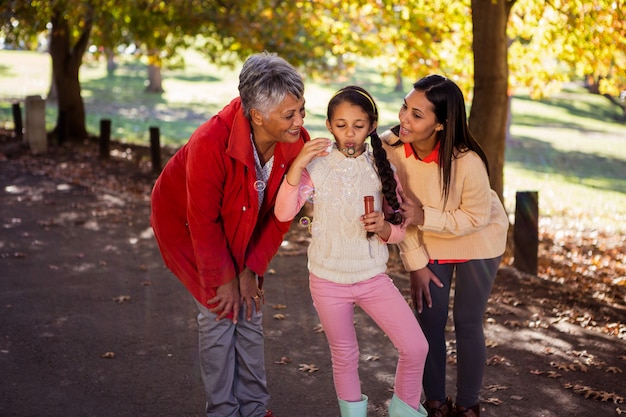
[150,52,309,417]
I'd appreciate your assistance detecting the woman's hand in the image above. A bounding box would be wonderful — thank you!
[399,190,424,227]
[207,278,240,322]
[409,267,443,313]
[238,268,263,321]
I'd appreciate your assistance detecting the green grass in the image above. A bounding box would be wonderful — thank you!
[1,49,625,233]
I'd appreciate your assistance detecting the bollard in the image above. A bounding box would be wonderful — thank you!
[24,95,47,154]
[12,102,23,140]
[100,119,111,159]
[149,126,161,173]
[513,191,539,275]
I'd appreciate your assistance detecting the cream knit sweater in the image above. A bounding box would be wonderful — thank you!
[275,147,405,284]
[381,131,509,272]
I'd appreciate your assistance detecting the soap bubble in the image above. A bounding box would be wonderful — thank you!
[339,159,358,179]
[300,185,315,203]
[253,180,266,192]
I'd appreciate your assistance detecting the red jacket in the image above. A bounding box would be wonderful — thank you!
[151,97,308,307]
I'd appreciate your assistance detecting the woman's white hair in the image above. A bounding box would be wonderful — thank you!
[238,52,304,119]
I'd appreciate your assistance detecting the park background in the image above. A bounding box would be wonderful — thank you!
[0,1,625,416]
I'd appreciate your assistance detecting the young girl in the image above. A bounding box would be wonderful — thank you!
[382,75,509,417]
[275,86,429,417]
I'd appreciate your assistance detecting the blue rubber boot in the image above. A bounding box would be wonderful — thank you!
[338,394,368,417]
[389,394,428,417]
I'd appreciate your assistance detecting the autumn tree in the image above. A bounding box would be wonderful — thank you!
[372,0,625,199]
[469,0,515,199]
[1,0,380,140]
[1,1,112,142]
[2,0,622,156]
[122,0,194,93]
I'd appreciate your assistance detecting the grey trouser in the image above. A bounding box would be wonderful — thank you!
[417,257,501,408]
[195,299,269,417]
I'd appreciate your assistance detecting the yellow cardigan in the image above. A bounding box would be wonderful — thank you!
[382,130,509,271]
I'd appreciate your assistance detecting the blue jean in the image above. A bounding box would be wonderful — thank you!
[418,257,501,408]
[195,299,268,417]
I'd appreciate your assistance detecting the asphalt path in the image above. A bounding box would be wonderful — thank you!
[2,156,623,417]
[0,164,404,417]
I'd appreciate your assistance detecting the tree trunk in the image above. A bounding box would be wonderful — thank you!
[46,66,57,102]
[146,51,164,93]
[469,0,514,201]
[394,68,404,92]
[105,48,116,77]
[146,64,164,93]
[48,7,93,142]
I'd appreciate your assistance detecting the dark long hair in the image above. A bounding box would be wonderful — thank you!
[395,75,490,207]
[328,86,402,225]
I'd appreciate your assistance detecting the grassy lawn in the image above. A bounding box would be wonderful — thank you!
[1,49,625,233]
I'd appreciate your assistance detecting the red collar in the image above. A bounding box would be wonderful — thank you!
[404,142,440,163]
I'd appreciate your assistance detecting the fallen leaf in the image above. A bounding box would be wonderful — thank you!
[485,384,509,392]
[483,397,502,406]
[113,295,131,303]
[274,356,292,364]
[298,363,319,373]
[101,352,115,358]
[486,355,509,366]
[273,313,286,320]
[550,361,570,371]
[485,339,499,348]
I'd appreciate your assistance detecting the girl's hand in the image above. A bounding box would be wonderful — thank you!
[361,211,390,239]
[399,190,424,227]
[294,138,332,169]
[409,267,443,313]
[286,138,332,186]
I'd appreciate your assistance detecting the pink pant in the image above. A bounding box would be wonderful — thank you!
[309,273,428,409]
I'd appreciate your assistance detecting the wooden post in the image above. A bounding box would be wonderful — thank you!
[149,126,161,173]
[513,191,539,275]
[100,119,111,159]
[24,95,47,154]
[12,102,23,140]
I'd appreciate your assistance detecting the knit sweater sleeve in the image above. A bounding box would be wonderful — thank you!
[275,169,312,222]
[421,152,493,236]
[397,227,430,271]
